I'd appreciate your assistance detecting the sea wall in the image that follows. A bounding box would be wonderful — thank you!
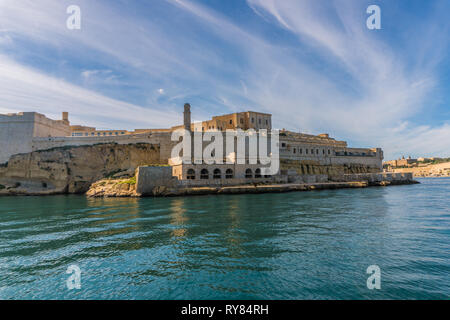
[329,172,415,185]
[136,166,179,195]
[135,166,289,196]
[128,166,417,198]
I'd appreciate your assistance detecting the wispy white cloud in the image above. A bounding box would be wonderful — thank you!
[0,0,448,159]
[0,55,179,130]
[241,0,449,158]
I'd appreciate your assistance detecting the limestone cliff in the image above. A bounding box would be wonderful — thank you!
[0,143,161,195]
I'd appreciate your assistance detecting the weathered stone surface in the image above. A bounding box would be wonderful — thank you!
[86,178,138,198]
[280,159,379,178]
[135,166,178,196]
[0,143,161,196]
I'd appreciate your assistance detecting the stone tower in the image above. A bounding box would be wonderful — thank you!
[62,112,69,124]
[183,103,191,132]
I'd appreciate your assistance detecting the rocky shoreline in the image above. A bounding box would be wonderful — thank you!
[85,178,419,198]
[1,169,420,198]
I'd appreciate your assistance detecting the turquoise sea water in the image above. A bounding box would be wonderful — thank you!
[0,178,449,300]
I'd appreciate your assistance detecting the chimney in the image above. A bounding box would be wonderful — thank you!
[183,103,191,132]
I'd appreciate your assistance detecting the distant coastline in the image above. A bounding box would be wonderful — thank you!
[384,157,450,178]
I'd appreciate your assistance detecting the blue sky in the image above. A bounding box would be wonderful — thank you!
[0,0,449,160]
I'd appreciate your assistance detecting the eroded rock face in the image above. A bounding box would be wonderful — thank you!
[280,159,379,178]
[0,143,161,195]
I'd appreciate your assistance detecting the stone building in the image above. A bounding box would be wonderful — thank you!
[0,104,384,177]
[0,112,71,164]
[172,105,272,132]
[384,156,418,169]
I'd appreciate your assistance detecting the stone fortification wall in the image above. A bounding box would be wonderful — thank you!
[329,172,414,184]
[0,113,36,164]
[32,132,174,164]
[280,159,380,179]
[0,112,71,164]
[280,141,383,170]
[135,165,288,196]
[136,166,179,195]
[33,113,71,137]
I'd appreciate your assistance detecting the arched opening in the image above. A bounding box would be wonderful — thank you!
[213,168,221,179]
[200,169,209,179]
[245,169,253,179]
[255,168,262,178]
[187,169,195,180]
[225,169,234,179]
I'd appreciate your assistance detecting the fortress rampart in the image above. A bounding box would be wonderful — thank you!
[1,105,384,176]
[31,132,175,164]
[0,112,71,164]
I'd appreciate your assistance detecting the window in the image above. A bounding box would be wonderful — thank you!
[245,169,253,178]
[200,169,209,179]
[311,149,314,154]
[240,118,243,124]
[316,149,319,155]
[229,120,233,125]
[323,149,325,155]
[306,149,308,154]
[213,169,221,179]
[293,148,296,154]
[300,149,303,154]
[251,118,254,123]
[328,149,331,155]
[266,120,268,125]
[255,168,262,178]
[282,143,286,148]
[187,169,195,180]
[259,119,261,124]
[226,169,233,179]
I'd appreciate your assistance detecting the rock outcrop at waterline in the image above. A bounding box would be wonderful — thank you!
[0,143,161,196]
[86,177,139,198]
